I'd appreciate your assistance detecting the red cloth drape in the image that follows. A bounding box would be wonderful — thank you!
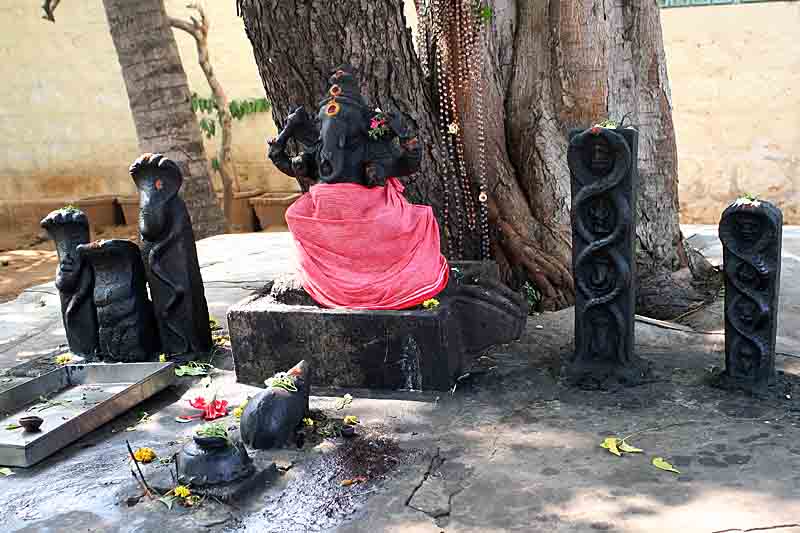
[285,178,449,310]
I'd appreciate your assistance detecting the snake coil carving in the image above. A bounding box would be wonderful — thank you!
[718,200,782,389]
[567,127,637,370]
[131,153,213,356]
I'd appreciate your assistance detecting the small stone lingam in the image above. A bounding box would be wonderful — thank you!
[178,425,255,487]
[719,197,782,392]
[240,360,310,450]
[130,153,213,356]
[77,239,159,362]
[40,208,99,357]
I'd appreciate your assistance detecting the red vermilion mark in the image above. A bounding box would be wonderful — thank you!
[155,179,164,190]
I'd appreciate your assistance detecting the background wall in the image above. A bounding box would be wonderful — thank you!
[662,1,800,223]
[0,1,798,223]
[0,0,294,204]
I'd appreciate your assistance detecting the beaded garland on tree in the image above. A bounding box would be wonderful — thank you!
[414,0,490,260]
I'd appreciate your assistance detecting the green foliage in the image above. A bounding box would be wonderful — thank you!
[522,281,542,314]
[196,422,229,442]
[475,2,493,23]
[191,93,271,140]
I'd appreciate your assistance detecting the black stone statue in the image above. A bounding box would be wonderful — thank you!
[719,198,782,392]
[267,65,421,191]
[240,360,310,450]
[40,208,98,357]
[566,126,648,387]
[178,433,254,487]
[130,153,213,356]
[77,239,159,362]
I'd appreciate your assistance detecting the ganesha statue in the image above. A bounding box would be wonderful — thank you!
[268,65,449,310]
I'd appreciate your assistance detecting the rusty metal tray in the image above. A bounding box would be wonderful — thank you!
[0,362,175,467]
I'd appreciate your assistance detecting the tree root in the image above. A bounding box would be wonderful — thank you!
[489,201,574,311]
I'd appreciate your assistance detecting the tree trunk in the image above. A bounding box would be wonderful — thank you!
[102,0,225,240]
[236,0,712,317]
[169,3,242,232]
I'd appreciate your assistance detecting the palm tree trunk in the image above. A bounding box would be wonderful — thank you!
[102,0,225,239]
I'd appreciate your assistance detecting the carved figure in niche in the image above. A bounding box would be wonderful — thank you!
[130,153,213,355]
[588,254,615,295]
[77,239,159,362]
[40,208,98,356]
[588,135,613,176]
[586,309,619,361]
[718,197,782,391]
[567,126,647,386]
[734,212,763,246]
[266,65,449,310]
[586,197,614,236]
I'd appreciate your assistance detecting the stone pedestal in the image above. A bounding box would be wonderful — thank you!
[719,198,782,392]
[228,262,526,391]
[565,126,649,387]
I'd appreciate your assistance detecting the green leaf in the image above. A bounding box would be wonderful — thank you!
[0,467,14,476]
[211,158,220,172]
[335,394,353,410]
[601,437,622,457]
[618,441,644,453]
[652,457,681,474]
[4,424,22,431]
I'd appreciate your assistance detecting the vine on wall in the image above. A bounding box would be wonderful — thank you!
[191,93,271,169]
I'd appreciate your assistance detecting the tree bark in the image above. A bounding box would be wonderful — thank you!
[169,3,242,232]
[102,0,225,239]
[236,0,711,317]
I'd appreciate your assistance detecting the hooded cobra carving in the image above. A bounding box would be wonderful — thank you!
[131,153,213,355]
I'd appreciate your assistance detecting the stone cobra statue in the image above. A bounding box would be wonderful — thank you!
[40,208,98,357]
[267,64,422,190]
[77,239,159,362]
[130,153,213,355]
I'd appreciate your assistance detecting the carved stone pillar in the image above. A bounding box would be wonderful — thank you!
[130,153,213,356]
[40,208,98,357]
[77,239,160,362]
[719,198,782,392]
[565,127,649,387]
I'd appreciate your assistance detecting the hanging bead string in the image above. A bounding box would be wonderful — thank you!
[414,0,491,259]
[467,0,490,259]
[432,0,463,257]
[450,0,477,233]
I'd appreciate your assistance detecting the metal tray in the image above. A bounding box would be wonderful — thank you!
[0,362,175,467]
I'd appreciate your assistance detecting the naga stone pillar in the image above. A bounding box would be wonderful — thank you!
[40,208,98,357]
[130,153,213,356]
[77,239,159,362]
[565,126,649,387]
[719,197,782,392]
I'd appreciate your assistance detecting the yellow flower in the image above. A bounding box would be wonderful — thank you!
[158,354,167,363]
[55,354,74,365]
[133,447,157,463]
[422,298,440,309]
[233,407,244,419]
[303,417,314,427]
[343,415,359,425]
[174,485,191,498]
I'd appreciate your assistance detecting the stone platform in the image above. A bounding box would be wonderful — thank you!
[228,261,527,391]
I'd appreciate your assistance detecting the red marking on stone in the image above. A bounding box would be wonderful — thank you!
[155,179,164,190]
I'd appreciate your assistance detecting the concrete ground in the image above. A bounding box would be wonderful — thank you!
[0,228,799,533]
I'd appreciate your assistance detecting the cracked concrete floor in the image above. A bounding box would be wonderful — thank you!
[1,230,799,533]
